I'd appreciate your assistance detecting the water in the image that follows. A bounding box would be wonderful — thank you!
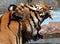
[28,38,60,44]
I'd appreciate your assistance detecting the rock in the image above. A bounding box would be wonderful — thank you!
[39,22,60,39]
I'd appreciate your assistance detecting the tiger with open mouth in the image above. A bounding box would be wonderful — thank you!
[0,2,53,44]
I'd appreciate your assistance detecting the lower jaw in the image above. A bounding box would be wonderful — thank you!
[32,33,43,41]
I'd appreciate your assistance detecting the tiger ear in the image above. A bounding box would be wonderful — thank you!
[8,4,17,11]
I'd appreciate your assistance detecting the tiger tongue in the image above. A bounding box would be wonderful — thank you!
[38,27,44,35]
[37,26,43,39]
[37,26,43,35]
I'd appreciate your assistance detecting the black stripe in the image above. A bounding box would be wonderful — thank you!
[35,12,41,28]
[24,4,29,8]
[19,8,22,11]
[16,36,19,44]
[18,7,23,12]
[28,4,33,7]
[31,10,40,28]
[30,13,36,28]
[17,22,20,44]
[34,11,40,21]
[31,11,41,30]
[34,12,41,29]
[24,4,32,11]
[21,6,24,8]
[8,13,11,29]
[22,23,27,43]
[18,5,25,12]
[27,19,33,38]
[24,4,37,13]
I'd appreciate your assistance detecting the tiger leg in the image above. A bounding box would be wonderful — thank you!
[20,31,22,44]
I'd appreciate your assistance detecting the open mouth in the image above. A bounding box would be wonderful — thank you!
[32,26,44,40]
[37,26,44,39]
[38,28,43,35]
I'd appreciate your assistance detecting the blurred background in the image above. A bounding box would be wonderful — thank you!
[0,0,60,44]
[0,0,60,14]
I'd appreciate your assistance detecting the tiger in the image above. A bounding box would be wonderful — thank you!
[0,2,53,44]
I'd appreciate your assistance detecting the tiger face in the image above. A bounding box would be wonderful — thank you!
[37,4,53,19]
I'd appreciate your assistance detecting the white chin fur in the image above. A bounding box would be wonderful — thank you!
[33,30,37,36]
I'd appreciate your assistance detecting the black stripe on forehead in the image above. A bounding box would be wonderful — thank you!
[20,6,24,8]
[24,3,43,13]
[24,4,28,8]
[18,6,24,12]
[18,4,30,12]
[24,4,33,10]
[28,4,33,7]
[18,8,22,11]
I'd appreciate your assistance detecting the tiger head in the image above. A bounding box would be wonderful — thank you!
[30,4,53,40]
[35,4,53,19]
[8,3,53,41]
[28,3,53,21]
